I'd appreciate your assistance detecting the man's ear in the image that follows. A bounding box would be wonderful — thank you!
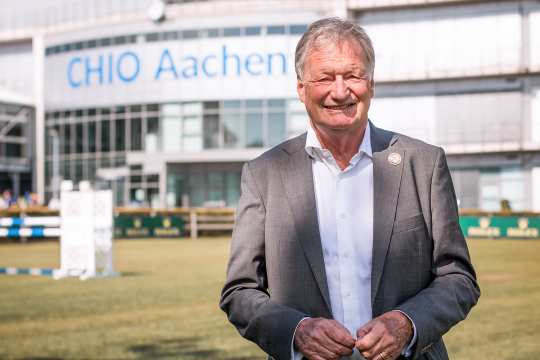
[369,78,375,98]
[297,79,306,103]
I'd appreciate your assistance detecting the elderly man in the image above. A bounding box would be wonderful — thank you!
[220,18,479,360]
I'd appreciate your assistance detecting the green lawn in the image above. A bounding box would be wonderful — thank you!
[0,238,539,359]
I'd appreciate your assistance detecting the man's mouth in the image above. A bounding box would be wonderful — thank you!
[323,103,356,111]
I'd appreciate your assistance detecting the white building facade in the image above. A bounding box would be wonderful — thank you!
[1,0,540,211]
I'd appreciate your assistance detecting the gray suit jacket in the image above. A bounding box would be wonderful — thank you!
[220,122,480,360]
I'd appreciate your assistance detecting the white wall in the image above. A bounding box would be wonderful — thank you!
[361,5,522,81]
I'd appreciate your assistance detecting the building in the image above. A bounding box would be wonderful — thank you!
[1,0,540,211]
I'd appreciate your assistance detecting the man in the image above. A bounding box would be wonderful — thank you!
[220,18,479,360]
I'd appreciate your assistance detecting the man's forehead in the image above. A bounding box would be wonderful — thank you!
[305,42,368,70]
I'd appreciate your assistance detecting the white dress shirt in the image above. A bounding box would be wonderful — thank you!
[292,124,416,360]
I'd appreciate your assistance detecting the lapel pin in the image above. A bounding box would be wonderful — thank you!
[388,152,401,166]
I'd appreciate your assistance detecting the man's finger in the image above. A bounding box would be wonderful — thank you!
[356,321,384,351]
[325,320,356,348]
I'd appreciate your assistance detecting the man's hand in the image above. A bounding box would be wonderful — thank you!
[355,311,413,360]
[294,317,356,360]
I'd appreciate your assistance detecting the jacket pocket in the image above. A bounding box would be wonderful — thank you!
[393,213,425,234]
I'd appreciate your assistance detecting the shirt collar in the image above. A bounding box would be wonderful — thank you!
[305,122,373,161]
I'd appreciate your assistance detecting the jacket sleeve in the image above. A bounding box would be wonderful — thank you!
[395,147,480,359]
[220,162,307,360]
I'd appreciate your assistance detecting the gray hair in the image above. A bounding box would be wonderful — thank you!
[294,17,375,81]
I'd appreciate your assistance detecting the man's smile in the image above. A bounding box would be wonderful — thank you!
[323,103,357,111]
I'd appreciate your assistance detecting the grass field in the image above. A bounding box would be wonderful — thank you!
[0,238,539,360]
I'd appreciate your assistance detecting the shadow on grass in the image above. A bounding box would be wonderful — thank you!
[128,337,254,360]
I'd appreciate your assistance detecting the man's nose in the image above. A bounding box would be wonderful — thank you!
[331,76,349,100]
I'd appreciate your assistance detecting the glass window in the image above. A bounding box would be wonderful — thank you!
[113,36,127,45]
[189,173,206,206]
[223,27,241,37]
[147,104,159,112]
[223,100,241,109]
[204,101,220,111]
[76,123,84,153]
[208,172,224,202]
[115,119,125,151]
[246,112,263,147]
[267,25,286,35]
[226,172,241,206]
[162,117,181,152]
[203,114,220,149]
[206,28,220,38]
[6,144,22,157]
[146,117,159,152]
[182,30,199,39]
[183,102,203,115]
[131,117,142,151]
[223,113,244,148]
[145,32,159,42]
[268,112,286,146]
[63,160,71,180]
[163,31,179,41]
[246,99,263,109]
[183,116,202,152]
[100,156,110,168]
[268,99,285,108]
[289,24,308,35]
[114,156,125,167]
[130,174,142,184]
[87,158,96,182]
[64,124,72,154]
[74,160,83,183]
[88,122,97,153]
[129,105,142,113]
[245,26,261,36]
[147,174,159,183]
[161,103,181,116]
[101,119,111,152]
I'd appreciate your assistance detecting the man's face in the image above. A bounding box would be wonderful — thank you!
[297,39,374,134]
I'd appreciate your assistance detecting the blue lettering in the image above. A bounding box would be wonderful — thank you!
[154,49,178,80]
[108,53,114,84]
[267,52,287,75]
[181,56,198,78]
[222,45,240,76]
[67,57,83,88]
[202,55,217,77]
[117,51,140,82]
[85,55,104,86]
[245,53,264,76]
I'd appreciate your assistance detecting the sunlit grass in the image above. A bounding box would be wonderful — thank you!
[0,238,538,359]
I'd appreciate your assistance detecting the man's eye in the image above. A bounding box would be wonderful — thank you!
[315,78,332,84]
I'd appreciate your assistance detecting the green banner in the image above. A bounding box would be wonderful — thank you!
[460,216,540,239]
[114,215,184,239]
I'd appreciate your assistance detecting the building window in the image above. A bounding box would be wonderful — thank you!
[131,117,142,151]
[246,112,263,147]
[115,119,125,151]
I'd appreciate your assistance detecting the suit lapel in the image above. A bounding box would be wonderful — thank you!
[279,137,332,315]
[370,123,404,304]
